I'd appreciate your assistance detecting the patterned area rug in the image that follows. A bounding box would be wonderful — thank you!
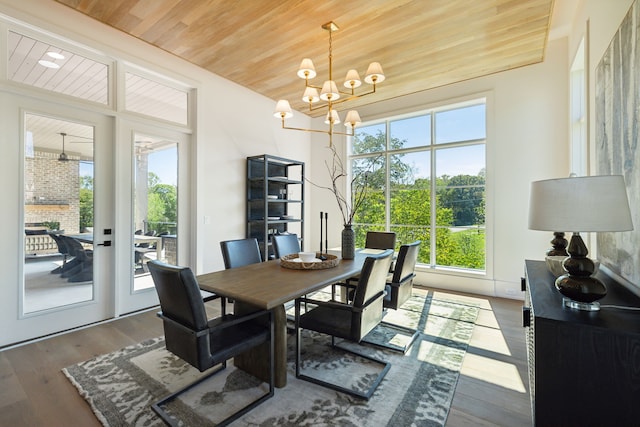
[63,291,478,426]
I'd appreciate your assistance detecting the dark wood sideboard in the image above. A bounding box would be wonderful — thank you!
[523,260,640,426]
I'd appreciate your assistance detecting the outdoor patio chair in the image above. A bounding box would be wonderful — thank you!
[60,236,93,282]
[147,260,274,426]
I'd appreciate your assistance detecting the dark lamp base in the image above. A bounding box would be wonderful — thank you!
[554,232,607,311]
[562,298,601,311]
[555,274,607,310]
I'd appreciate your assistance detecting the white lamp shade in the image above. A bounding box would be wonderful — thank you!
[364,62,385,84]
[302,87,320,103]
[297,58,316,79]
[343,69,362,88]
[528,175,634,232]
[325,109,341,125]
[273,100,293,119]
[344,110,362,128]
[320,80,340,101]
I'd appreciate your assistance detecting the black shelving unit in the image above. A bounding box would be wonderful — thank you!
[246,155,304,260]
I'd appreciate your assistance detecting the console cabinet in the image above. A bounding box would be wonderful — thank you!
[246,155,304,260]
[523,260,640,426]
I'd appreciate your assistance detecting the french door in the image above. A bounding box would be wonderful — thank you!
[115,121,190,315]
[0,96,115,346]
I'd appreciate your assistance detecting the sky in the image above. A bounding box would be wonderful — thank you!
[355,103,486,179]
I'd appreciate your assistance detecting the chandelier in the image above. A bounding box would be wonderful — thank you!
[273,21,386,146]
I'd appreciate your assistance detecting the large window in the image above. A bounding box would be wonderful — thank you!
[350,99,486,271]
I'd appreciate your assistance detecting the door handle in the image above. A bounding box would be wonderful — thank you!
[98,241,112,247]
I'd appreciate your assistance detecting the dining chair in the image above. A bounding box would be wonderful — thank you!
[361,240,422,353]
[147,260,274,426]
[271,233,300,259]
[294,249,393,400]
[345,230,397,287]
[365,231,396,250]
[220,237,262,268]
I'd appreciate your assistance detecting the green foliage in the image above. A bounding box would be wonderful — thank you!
[146,173,177,234]
[79,188,93,232]
[351,127,486,270]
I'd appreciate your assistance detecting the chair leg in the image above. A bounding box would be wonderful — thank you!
[295,324,390,400]
[361,320,420,354]
[153,314,275,427]
[151,364,226,427]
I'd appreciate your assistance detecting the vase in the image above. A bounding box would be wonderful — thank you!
[341,224,355,260]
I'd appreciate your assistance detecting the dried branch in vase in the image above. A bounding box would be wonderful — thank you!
[308,144,378,226]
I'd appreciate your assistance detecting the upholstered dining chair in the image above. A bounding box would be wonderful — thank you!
[364,231,396,250]
[384,240,421,310]
[294,249,393,400]
[360,240,422,353]
[147,260,274,426]
[271,233,300,259]
[220,237,263,268]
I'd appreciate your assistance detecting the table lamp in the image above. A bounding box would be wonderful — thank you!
[528,175,633,311]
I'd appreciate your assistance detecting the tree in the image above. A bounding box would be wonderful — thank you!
[146,172,177,234]
[350,128,486,270]
[79,175,93,232]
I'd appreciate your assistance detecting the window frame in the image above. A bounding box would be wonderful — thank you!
[349,96,489,274]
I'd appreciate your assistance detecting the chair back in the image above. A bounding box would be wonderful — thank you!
[272,234,300,258]
[220,238,262,268]
[350,249,393,340]
[147,260,210,369]
[365,231,396,250]
[391,241,421,284]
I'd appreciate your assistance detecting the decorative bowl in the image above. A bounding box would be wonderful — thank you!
[298,252,316,262]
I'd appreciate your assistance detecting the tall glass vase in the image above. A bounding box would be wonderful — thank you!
[341,224,355,260]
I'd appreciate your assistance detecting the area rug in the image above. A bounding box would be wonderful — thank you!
[63,291,479,426]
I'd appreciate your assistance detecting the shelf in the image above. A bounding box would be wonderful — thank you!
[247,154,305,260]
[248,219,302,224]
[248,199,302,203]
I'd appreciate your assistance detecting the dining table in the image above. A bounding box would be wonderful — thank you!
[197,249,382,387]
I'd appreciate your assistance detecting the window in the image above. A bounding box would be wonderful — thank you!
[8,31,109,105]
[350,99,486,271]
[125,72,189,125]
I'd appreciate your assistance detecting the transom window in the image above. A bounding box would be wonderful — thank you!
[350,99,487,271]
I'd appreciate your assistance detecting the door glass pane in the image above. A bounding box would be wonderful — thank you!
[133,133,178,291]
[24,114,94,313]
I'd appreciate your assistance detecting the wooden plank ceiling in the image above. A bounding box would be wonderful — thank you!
[54,0,554,117]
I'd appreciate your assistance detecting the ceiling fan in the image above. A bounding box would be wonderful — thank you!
[57,132,93,162]
[58,132,70,161]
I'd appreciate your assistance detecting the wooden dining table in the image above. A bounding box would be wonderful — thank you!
[197,250,377,387]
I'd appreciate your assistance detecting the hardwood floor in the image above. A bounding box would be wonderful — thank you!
[0,289,531,426]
